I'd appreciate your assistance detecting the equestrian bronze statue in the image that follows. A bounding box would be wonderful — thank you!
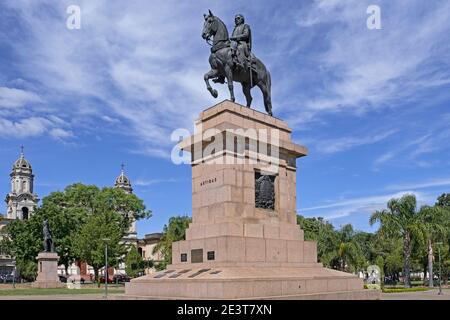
[201,11,273,116]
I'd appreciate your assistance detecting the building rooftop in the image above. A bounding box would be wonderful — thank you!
[144,233,163,241]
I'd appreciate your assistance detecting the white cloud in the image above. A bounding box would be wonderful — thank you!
[134,177,180,186]
[0,117,51,138]
[373,120,450,167]
[0,87,42,108]
[2,0,449,158]
[1,0,223,155]
[300,190,435,222]
[50,128,74,139]
[386,178,450,191]
[101,115,121,124]
[0,116,73,140]
[287,0,450,118]
[315,129,397,154]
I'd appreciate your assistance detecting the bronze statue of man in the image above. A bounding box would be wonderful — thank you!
[43,220,54,252]
[230,14,252,70]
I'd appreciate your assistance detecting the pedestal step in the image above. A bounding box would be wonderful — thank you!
[125,266,380,300]
[172,235,317,265]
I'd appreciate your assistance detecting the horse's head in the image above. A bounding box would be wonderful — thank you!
[202,10,216,40]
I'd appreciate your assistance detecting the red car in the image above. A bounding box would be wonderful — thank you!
[99,275,115,283]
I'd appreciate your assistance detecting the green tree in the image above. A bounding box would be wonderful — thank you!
[125,246,144,278]
[436,193,450,208]
[418,205,449,287]
[153,215,191,271]
[297,215,338,267]
[353,231,377,267]
[3,183,151,280]
[333,224,365,273]
[371,233,403,284]
[297,216,365,273]
[1,219,40,279]
[370,194,423,288]
[72,211,124,286]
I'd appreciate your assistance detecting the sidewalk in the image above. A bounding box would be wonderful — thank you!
[381,288,450,300]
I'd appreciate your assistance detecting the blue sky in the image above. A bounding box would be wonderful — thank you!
[1,0,449,236]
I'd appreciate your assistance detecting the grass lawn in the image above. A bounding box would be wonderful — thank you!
[0,284,124,296]
[382,287,430,293]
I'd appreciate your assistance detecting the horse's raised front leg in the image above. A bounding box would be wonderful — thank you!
[224,65,235,102]
[204,69,219,98]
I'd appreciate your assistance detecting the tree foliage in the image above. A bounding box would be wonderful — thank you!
[369,194,424,287]
[125,245,145,278]
[436,193,450,208]
[2,183,151,280]
[152,215,191,271]
[297,216,366,273]
[72,210,125,285]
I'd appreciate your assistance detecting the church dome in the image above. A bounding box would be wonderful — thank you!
[14,156,32,170]
[115,171,130,186]
[12,148,32,172]
[114,164,133,193]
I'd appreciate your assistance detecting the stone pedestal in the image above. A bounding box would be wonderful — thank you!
[32,252,64,288]
[125,100,379,299]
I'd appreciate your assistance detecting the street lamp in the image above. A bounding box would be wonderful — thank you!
[436,242,443,296]
[102,238,110,299]
[12,263,16,289]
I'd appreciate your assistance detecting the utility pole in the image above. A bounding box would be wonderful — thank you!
[102,238,110,299]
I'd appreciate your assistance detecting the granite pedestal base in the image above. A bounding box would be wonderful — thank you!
[32,252,64,288]
[125,266,379,300]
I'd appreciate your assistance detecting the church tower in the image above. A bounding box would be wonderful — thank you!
[5,147,39,220]
[114,164,137,244]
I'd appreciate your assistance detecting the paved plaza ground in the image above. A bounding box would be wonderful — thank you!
[0,284,448,300]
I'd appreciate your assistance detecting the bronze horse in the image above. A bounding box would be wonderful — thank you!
[201,11,273,116]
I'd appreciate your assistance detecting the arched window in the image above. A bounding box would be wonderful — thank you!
[22,207,29,220]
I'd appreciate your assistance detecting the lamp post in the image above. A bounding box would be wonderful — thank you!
[102,238,110,299]
[12,264,16,289]
[436,242,443,295]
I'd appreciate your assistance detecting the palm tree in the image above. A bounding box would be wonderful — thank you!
[333,224,364,273]
[419,205,448,287]
[337,224,361,271]
[370,194,423,288]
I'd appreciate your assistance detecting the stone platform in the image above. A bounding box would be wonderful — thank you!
[125,100,380,299]
[32,252,64,288]
[125,266,378,300]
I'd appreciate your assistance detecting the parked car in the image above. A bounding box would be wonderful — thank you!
[113,274,131,283]
[99,275,115,283]
[0,274,19,283]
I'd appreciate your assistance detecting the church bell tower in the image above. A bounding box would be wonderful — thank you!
[114,164,137,244]
[5,147,39,220]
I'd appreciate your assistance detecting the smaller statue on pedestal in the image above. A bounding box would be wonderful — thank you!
[43,220,54,252]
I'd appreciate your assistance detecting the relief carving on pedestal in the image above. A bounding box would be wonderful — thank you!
[255,172,275,210]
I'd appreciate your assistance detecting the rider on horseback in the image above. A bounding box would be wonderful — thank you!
[230,14,252,72]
